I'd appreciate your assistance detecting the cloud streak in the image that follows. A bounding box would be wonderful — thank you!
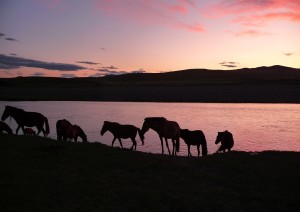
[231,29,272,37]
[5,38,18,42]
[0,54,85,71]
[210,0,300,26]
[77,61,100,65]
[100,65,118,69]
[96,0,205,33]
[219,61,239,68]
[283,52,295,56]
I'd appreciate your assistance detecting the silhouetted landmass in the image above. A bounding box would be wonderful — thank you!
[0,65,300,102]
[1,134,299,211]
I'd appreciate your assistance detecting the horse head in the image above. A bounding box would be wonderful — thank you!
[1,106,10,121]
[179,129,189,139]
[81,130,88,142]
[141,119,150,138]
[100,121,109,136]
[137,128,145,145]
[215,132,224,144]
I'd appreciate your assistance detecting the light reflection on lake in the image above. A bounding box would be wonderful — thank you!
[1,101,299,155]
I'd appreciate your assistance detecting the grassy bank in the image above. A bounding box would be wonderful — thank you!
[1,134,299,211]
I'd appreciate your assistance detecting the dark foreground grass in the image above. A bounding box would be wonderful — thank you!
[1,134,300,211]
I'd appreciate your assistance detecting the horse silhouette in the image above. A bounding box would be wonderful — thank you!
[180,129,207,157]
[141,117,180,156]
[67,124,87,143]
[1,105,50,137]
[24,128,36,135]
[100,121,144,151]
[215,130,234,153]
[56,119,72,140]
[56,119,87,142]
[0,121,13,134]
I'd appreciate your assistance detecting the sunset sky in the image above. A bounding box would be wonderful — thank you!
[0,0,299,78]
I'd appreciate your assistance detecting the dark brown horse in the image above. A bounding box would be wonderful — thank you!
[56,119,72,140]
[180,129,207,157]
[56,119,87,142]
[24,128,36,135]
[100,121,144,151]
[215,130,234,153]
[0,121,13,134]
[67,124,87,143]
[1,105,50,137]
[141,117,180,156]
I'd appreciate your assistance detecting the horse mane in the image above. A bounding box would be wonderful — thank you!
[62,119,72,125]
[7,105,25,112]
[104,121,121,126]
[144,117,167,121]
[74,125,84,133]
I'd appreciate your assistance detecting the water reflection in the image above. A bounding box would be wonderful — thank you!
[0,101,299,155]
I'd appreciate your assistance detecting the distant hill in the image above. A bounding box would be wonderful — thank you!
[1,65,300,102]
[0,65,300,87]
[100,65,300,85]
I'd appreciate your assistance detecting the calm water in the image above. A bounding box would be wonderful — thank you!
[1,101,299,155]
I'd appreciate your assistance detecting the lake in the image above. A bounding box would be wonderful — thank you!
[1,101,299,155]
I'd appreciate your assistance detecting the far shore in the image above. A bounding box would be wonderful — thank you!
[1,84,300,103]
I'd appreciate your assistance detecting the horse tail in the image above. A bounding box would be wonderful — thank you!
[201,134,208,156]
[44,116,50,135]
[137,127,144,145]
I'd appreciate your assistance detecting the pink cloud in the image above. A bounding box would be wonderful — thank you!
[169,5,188,14]
[234,11,300,26]
[230,29,272,37]
[95,0,205,33]
[207,0,300,26]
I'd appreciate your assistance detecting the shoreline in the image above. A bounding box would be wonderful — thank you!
[1,134,300,211]
[1,84,300,103]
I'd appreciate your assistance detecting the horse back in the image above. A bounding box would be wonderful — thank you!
[223,132,234,149]
[115,124,138,139]
[164,121,180,138]
[18,111,46,126]
[180,129,205,145]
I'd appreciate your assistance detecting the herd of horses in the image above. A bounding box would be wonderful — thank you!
[0,105,235,157]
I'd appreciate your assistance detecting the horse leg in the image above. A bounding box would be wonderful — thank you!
[216,145,223,153]
[171,139,176,156]
[21,126,26,135]
[197,145,200,157]
[188,145,193,157]
[74,136,78,143]
[36,127,42,136]
[16,125,21,135]
[118,138,123,149]
[111,137,117,147]
[40,127,46,137]
[164,138,171,155]
[130,138,137,151]
[160,136,164,155]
